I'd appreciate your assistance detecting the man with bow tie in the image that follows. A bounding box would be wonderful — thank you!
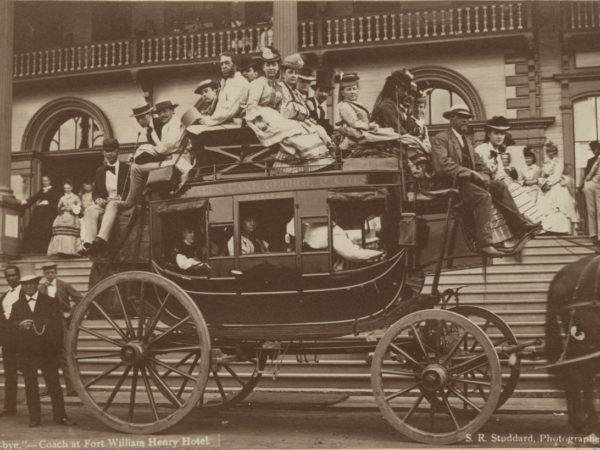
[79,138,130,253]
[10,268,74,427]
[38,263,82,396]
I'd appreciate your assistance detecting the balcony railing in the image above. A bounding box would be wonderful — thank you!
[566,1,600,31]
[13,24,273,80]
[299,2,531,50]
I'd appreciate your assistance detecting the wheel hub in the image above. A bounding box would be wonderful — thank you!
[420,364,448,391]
[121,340,146,364]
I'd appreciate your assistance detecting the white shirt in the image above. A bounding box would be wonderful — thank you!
[2,285,21,319]
[45,280,57,298]
[26,291,39,313]
[155,115,183,156]
[105,160,120,199]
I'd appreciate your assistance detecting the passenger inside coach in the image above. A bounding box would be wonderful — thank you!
[227,214,270,255]
[172,226,211,274]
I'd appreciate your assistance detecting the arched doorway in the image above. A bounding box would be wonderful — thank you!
[21,97,112,194]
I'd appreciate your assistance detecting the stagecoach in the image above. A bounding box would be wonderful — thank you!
[66,125,535,445]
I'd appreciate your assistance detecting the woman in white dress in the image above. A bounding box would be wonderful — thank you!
[47,180,82,256]
[521,147,542,202]
[537,142,580,234]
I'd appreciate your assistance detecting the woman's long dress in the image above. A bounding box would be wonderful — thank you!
[47,193,82,256]
[21,187,60,254]
[337,100,398,151]
[537,157,580,234]
[522,163,542,202]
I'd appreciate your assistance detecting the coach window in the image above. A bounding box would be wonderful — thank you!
[208,197,233,258]
[158,204,207,270]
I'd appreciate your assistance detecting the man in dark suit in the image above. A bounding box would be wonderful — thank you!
[431,104,541,257]
[38,263,82,396]
[79,138,130,253]
[0,265,21,416]
[583,140,600,181]
[10,268,74,427]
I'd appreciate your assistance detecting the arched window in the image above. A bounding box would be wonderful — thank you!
[423,87,470,126]
[573,95,600,182]
[46,112,104,152]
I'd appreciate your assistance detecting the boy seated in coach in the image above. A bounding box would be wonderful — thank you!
[171,226,211,274]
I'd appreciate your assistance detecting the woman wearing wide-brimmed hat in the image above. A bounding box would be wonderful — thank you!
[335,72,398,151]
[246,46,285,116]
[475,116,544,226]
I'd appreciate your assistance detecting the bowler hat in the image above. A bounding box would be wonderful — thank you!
[238,54,258,72]
[442,104,474,120]
[485,116,511,131]
[20,265,41,283]
[130,104,153,117]
[194,79,218,94]
[259,46,281,63]
[153,100,178,112]
[281,53,304,70]
[298,67,316,82]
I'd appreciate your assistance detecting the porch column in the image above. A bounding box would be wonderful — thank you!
[273,1,298,57]
[0,0,21,260]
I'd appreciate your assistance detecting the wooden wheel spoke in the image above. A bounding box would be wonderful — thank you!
[222,363,247,387]
[79,326,124,348]
[410,324,432,363]
[149,357,197,382]
[441,331,468,365]
[384,383,420,402]
[137,281,146,339]
[148,315,192,347]
[141,365,160,421]
[212,370,228,401]
[403,393,424,422]
[128,365,139,422]
[450,376,492,388]
[103,365,131,412]
[159,352,195,378]
[493,337,508,347]
[147,364,183,408]
[114,284,134,337]
[389,343,424,368]
[84,362,122,389]
[75,352,122,361]
[449,353,487,376]
[381,369,417,378]
[149,346,203,355]
[441,391,461,430]
[429,400,435,431]
[91,301,129,340]
[143,292,171,343]
[448,386,482,413]
[177,353,200,398]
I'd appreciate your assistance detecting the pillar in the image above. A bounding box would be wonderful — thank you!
[273,1,298,57]
[0,0,21,260]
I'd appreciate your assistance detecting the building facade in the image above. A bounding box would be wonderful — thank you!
[4,1,600,256]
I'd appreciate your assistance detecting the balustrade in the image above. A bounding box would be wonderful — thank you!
[566,1,600,30]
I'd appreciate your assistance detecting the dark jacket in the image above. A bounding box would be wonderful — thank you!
[24,187,60,210]
[371,98,409,134]
[92,161,130,202]
[9,292,63,358]
[584,155,599,180]
[38,279,83,318]
[431,128,487,181]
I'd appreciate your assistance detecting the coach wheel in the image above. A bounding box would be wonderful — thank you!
[449,305,520,410]
[371,310,501,445]
[67,271,211,434]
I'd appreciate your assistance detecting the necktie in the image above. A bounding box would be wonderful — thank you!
[146,127,156,146]
[27,296,35,303]
[105,165,116,174]
[460,135,473,169]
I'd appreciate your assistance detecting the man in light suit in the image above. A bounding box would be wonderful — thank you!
[38,263,82,396]
[431,104,541,257]
[79,138,130,253]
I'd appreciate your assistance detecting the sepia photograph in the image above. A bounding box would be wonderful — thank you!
[0,0,600,448]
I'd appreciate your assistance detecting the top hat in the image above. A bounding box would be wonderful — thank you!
[335,72,360,88]
[130,104,153,117]
[238,54,258,72]
[442,104,474,119]
[259,46,281,63]
[194,79,218,94]
[298,67,316,82]
[153,100,179,112]
[390,69,415,89]
[485,116,511,131]
[41,263,57,271]
[281,53,304,70]
[20,265,41,283]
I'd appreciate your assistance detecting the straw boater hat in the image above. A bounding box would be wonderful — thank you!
[130,104,153,117]
[298,67,316,82]
[485,116,511,131]
[281,53,304,70]
[153,100,179,112]
[20,265,41,283]
[259,46,281,63]
[442,104,474,119]
[194,79,218,95]
[41,263,57,271]
[335,73,359,88]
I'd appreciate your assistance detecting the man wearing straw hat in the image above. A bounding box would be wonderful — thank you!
[193,79,219,116]
[432,104,541,257]
[10,266,74,427]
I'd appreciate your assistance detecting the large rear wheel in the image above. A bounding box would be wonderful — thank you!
[67,271,211,434]
[371,310,501,445]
